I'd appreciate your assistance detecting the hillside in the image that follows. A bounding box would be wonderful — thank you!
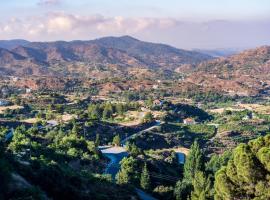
[0,36,211,77]
[181,46,270,96]
[0,40,30,50]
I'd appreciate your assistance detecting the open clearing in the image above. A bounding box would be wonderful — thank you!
[0,105,24,114]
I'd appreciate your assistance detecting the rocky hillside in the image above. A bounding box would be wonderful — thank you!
[181,46,270,96]
[0,36,211,77]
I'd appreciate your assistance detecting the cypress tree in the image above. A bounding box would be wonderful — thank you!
[183,141,204,184]
[140,163,151,191]
[191,171,211,200]
[112,134,121,146]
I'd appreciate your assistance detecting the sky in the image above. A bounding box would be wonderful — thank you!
[0,0,270,49]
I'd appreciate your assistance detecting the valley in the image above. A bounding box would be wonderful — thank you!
[0,36,269,200]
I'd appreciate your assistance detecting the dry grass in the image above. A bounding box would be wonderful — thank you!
[21,118,40,124]
[237,104,270,114]
[208,107,245,114]
[0,105,24,114]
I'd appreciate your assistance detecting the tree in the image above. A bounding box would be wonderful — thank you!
[116,157,138,185]
[71,123,79,135]
[214,135,270,200]
[191,171,211,200]
[127,143,142,157]
[184,141,204,184]
[174,179,192,200]
[0,144,11,198]
[8,126,30,154]
[175,141,204,200]
[102,103,113,119]
[142,112,154,123]
[116,168,130,185]
[95,134,100,147]
[116,103,124,115]
[112,134,121,146]
[206,151,232,174]
[88,104,101,120]
[140,163,151,191]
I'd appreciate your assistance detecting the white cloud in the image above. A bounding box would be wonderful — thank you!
[0,12,269,49]
[0,12,176,38]
[38,0,61,6]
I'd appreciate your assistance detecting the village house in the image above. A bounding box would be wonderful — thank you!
[183,118,196,125]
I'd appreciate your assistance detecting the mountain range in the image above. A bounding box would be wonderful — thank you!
[0,36,270,96]
[0,36,211,77]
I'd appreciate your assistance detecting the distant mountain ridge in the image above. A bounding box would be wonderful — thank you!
[192,48,242,57]
[0,36,212,76]
[0,39,30,50]
[183,46,270,96]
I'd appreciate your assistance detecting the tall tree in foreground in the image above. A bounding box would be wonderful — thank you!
[116,157,137,185]
[140,163,151,191]
[214,135,270,200]
[191,171,211,200]
[184,141,204,183]
[0,143,11,199]
[175,141,204,200]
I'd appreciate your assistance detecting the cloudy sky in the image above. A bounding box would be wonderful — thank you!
[0,0,270,49]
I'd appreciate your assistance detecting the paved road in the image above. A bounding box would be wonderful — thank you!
[102,152,128,178]
[99,121,163,200]
[121,121,162,145]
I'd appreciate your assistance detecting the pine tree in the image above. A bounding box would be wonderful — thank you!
[174,179,192,200]
[112,134,121,146]
[95,134,100,147]
[116,157,137,185]
[183,141,204,184]
[88,104,101,120]
[191,171,211,200]
[175,141,204,200]
[140,163,151,190]
[214,135,270,200]
[102,103,113,119]
[71,123,79,135]
[116,168,130,185]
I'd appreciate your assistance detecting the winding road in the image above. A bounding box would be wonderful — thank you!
[121,120,162,145]
[99,121,161,200]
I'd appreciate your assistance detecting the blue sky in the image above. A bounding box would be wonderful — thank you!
[1,0,270,19]
[0,0,269,48]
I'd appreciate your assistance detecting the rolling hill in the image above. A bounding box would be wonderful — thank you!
[0,36,212,77]
[182,46,270,96]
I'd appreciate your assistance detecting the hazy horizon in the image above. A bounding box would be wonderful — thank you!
[0,0,270,49]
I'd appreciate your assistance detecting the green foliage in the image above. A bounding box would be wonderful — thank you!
[8,126,30,154]
[191,171,212,200]
[206,151,232,174]
[102,103,113,119]
[127,142,142,157]
[88,104,102,120]
[0,144,11,198]
[140,163,151,191]
[142,112,154,123]
[187,124,216,139]
[175,141,205,200]
[153,185,174,200]
[184,141,204,183]
[95,133,100,147]
[112,134,121,146]
[214,135,270,200]
[174,179,192,200]
[116,157,138,185]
